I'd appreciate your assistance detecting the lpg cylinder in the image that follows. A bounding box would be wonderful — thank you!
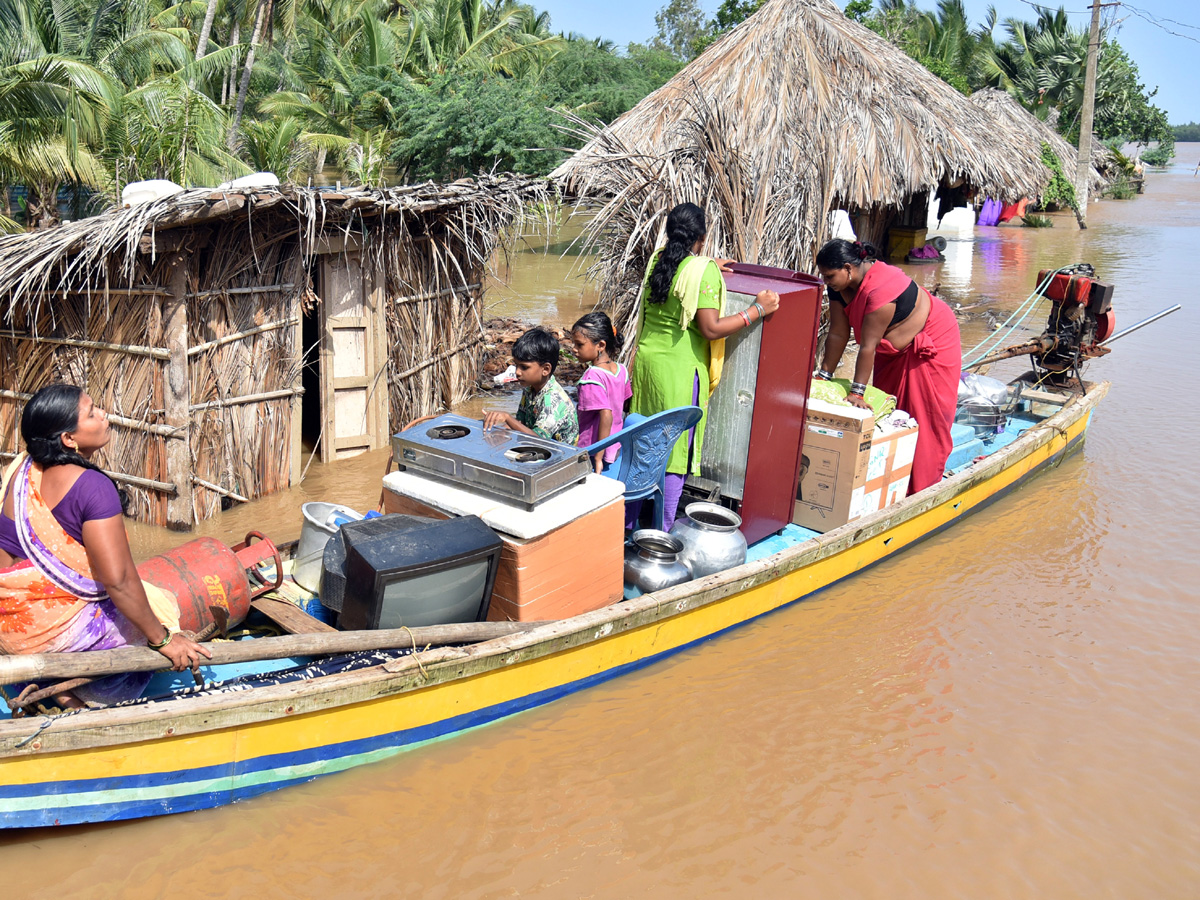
[137,533,281,635]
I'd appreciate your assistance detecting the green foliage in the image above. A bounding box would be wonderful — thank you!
[844,0,873,24]
[1022,213,1053,227]
[540,39,682,126]
[391,74,562,180]
[1141,136,1175,167]
[855,0,983,95]
[0,0,1175,225]
[712,0,767,31]
[1037,142,1076,211]
[981,9,1170,147]
[1090,42,1171,145]
[1174,122,1200,142]
[915,53,970,95]
[1100,139,1138,177]
[1102,177,1136,200]
[652,0,708,62]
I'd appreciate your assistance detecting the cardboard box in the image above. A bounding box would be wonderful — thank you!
[792,398,919,533]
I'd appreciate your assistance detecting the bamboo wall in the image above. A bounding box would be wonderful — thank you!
[186,226,306,522]
[0,216,493,527]
[0,259,178,523]
[378,221,489,429]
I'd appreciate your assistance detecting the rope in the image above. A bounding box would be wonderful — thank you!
[400,626,430,680]
[13,707,87,748]
[962,267,1071,369]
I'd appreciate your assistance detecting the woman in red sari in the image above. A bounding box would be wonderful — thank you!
[814,239,961,494]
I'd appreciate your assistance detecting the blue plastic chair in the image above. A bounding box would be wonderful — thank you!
[582,405,704,531]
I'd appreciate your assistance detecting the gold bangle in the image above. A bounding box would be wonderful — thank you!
[147,630,173,650]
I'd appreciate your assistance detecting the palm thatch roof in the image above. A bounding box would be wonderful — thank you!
[969,88,1108,194]
[553,0,1047,210]
[0,177,541,314]
[549,0,1054,336]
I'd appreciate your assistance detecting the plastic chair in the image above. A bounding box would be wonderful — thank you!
[582,406,703,531]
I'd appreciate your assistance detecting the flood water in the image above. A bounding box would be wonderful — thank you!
[4,148,1200,898]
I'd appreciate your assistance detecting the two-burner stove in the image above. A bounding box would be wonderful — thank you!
[391,414,591,509]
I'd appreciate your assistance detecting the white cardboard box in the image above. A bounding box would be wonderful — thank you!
[792,398,919,533]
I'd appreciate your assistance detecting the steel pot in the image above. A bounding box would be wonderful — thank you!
[669,502,747,578]
[623,529,693,595]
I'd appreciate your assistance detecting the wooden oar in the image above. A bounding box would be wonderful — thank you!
[0,621,547,685]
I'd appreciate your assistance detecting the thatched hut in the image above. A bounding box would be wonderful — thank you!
[0,177,542,529]
[969,88,1108,195]
[550,0,1051,334]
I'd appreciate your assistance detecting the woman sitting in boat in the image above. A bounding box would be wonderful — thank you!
[631,202,780,530]
[0,384,209,708]
[815,238,962,494]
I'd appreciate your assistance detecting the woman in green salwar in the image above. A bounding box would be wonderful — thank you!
[631,202,780,530]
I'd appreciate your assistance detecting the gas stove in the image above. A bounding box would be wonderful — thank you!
[391,414,591,509]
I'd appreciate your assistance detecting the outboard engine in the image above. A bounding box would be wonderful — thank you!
[1032,264,1116,381]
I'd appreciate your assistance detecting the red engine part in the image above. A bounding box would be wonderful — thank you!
[1095,310,1116,343]
[1037,270,1093,305]
[137,531,282,635]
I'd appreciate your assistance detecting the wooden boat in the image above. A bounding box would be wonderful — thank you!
[0,379,1108,828]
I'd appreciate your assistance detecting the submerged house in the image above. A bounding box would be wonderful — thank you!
[0,177,540,528]
[550,0,1054,333]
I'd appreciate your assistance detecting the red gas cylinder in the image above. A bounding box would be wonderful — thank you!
[137,532,282,635]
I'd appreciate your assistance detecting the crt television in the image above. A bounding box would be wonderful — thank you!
[331,514,503,631]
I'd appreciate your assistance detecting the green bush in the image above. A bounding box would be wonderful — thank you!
[1023,214,1054,228]
[1103,177,1137,200]
[1141,138,1175,167]
[1037,143,1077,212]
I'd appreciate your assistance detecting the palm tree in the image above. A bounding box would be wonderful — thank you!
[238,115,312,180]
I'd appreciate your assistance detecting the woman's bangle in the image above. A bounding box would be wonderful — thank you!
[753,302,765,320]
[849,381,867,396]
[738,309,752,327]
[147,630,174,651]
[814,368,834,381]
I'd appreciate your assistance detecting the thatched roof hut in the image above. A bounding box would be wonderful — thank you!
[969,88,1108,194]
[550,0,1052,333]
[0,177,542,528]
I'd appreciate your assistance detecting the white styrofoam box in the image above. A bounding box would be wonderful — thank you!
[382,470,625,540]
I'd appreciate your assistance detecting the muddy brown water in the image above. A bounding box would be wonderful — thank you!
[4,150,1200,897]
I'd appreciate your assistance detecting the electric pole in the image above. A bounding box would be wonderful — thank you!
[1073,0,1103,229]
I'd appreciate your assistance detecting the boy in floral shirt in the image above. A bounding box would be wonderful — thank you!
[483,327,579,445]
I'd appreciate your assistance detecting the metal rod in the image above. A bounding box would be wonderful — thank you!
[1098,305,1182,345]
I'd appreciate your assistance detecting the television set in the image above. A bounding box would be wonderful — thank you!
[320,514,503,630]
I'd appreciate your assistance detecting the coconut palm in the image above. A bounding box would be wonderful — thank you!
[238,115,312,180]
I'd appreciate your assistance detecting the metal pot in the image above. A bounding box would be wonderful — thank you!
[623,529,693,595]
[294,501,363,592]
[669,502,747,578]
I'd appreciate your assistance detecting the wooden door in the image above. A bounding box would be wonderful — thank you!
[320,252,389,462]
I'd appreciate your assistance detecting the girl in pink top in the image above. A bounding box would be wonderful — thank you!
[571,312,632,473]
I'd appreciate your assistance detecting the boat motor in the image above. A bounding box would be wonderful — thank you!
[1030,264,1116,381]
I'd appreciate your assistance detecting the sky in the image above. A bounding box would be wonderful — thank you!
[533,0,1200,125]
